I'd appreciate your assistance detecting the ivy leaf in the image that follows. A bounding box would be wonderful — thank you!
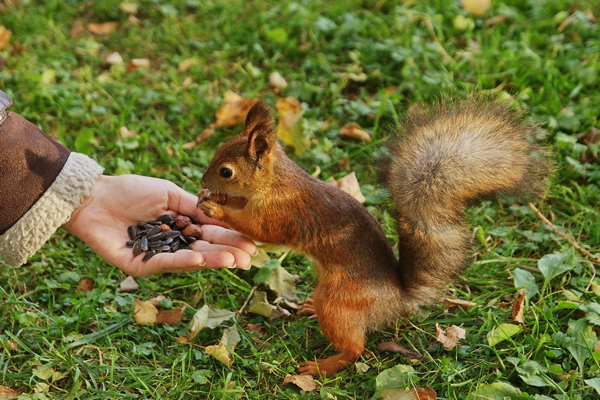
[538,248,576,283]
[487,323,521,346]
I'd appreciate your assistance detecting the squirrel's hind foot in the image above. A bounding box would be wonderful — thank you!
[297,351,359,376]
[297,298,317,318]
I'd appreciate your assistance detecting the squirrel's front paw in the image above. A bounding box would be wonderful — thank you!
[197,200,225,220]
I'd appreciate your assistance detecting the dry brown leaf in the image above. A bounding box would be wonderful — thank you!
[70,21,85,38]
[435,323,466,350]
[0,386,20,399]
[156,306,186,325]
[117,275,139,292]
[586,7,597,23]
[88,22,118,36]
[276,97,309,155]
[415,387,437,400]
[181,77,193,88]
[461,0,490,17]
[76,277,94,294]
[119,2,139,14]
[175,336,189,344]
[147,295,167,306]
[246,323,264,335]
[340,123,371,142]
[330,172,366,204]
[215,91,259,128]
[104,51,124,66]
[127,58,150,72]
[269,71,288,89]
[0,340,17,351]
[485,15,508,27]
[440,297,476,310]
[0,26,11,50]
[377,342,423,360]
[512,289,526,325]
[283,374,318,392]
[133,298,158,324]
[594,341,600,353]
[118,126,137,138]
[178,58,198,72]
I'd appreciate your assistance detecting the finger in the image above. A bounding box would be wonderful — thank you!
[191,240,252,270]
[124,250,206,277]
[200,225,257,257]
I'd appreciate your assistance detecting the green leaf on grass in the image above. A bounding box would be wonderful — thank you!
[74,128,96,155]
[372,365,415,399]
[538,248,576,282]
[487,323,521,346]
[513,268,539,300]
[187,305,235,341]
[465,382,527,400]
[253,259,297,302]
[585,377,600,394]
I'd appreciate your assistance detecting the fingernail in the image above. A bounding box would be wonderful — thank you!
[197,259,207,267]
[227,262,237,269]
[251,249,259,257]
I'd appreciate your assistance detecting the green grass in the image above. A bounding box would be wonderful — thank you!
[1,0,600,398]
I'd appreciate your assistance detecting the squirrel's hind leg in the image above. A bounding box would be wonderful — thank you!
[297,280,369,376]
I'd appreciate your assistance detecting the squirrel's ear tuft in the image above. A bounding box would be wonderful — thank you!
[244,102,276,162]
[244,101,273,136]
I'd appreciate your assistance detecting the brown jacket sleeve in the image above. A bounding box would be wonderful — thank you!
[0,111,70,234]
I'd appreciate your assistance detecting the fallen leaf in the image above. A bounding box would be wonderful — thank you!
[248,290,291,319]
[104,51,124,66]
[435,323,466,350]
[0,26,11,50]
[33,382,49,394]
[156,306,186,325]
[0,386,20,398]
[269,71,288,89]
[250,247,271,268]
[276,97,309,155]
[187,304,236,340]
[117,275,139,292]
[329,172,366,204]
[512,289,526,324]
[193,127,216,146]
[0,340,17,351]
[340,123,371,142]
[133,298,158,325]
[178,58,198,72]
[355,362,370,374]
[181,77,193,88]
[214,91,259,128]
[175,336,188,344]
[119,2,139,14]
[485,15,508,27]
[415,387,437,400]
[127,58,150,72]
[283,374,318,392]
[246,323,263,335]
[586,7,597,24]
[385,86,398,97]
[487,323,521,346]
[440,297,476,310]
[88,22,118,36]
[118,126,137,138]
[461,0,490,17]
[76,277,94,293]
[377,342,423,360]
[557,14,575,33]
[70,21,85,38]
[205,325,241,367]
[147,295,168,306]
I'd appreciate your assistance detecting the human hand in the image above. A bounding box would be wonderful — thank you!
[62,174,257,277]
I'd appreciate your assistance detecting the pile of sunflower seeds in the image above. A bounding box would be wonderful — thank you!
[126,214,203,261]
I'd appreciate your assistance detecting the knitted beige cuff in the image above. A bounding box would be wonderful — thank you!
[0,152,104,267]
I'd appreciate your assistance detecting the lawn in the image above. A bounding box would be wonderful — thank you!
[1,0,600,398]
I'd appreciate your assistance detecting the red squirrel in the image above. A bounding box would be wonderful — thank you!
[197,97,551,376]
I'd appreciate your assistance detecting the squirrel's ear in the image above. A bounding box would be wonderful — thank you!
[244,101,277,161]
[244,101,273,136]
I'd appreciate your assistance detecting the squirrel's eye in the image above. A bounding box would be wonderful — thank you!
[219,167,233,178]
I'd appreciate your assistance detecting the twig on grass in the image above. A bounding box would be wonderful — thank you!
[528,202,600,266]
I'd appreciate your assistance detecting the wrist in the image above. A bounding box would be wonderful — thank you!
[62,174,110,234]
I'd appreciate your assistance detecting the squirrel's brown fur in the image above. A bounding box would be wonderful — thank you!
[198,97,551,376]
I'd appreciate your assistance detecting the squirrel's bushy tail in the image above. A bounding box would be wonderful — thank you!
[382,97,552,303]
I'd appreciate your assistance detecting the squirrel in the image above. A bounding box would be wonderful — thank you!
[197,96,551,376]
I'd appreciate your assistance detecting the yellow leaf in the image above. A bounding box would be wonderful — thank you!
[214,91,259,128]
[0,26,11,50]
[461,0,491,17]
[205,325,241,367]
[276,97,309,155]
[119,2,139,14]
[88,22,118,35]
[133,298,158,325]
[340,123,371,142]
